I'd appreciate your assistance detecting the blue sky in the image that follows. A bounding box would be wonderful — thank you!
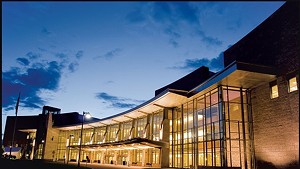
[2,1,284,134]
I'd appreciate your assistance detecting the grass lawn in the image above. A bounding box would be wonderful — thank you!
[0,158,91,169]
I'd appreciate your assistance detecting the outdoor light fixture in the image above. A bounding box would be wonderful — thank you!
[77,111,91,167]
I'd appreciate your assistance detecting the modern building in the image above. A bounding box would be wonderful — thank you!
[3,2,299,169]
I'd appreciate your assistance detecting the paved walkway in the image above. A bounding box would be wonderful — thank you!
[62,161,173,169]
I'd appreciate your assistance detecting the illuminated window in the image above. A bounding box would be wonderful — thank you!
[288,77,298,92]
[270,84,279,99]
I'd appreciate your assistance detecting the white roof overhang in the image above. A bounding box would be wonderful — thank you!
[189,61,277,99]
[57,90,187,130]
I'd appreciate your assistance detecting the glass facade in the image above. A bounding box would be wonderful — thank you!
[56,111,164,166]
[54,85,254,168]
[169,86,254,169]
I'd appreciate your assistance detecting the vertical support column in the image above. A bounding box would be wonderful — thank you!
[104,126,108,143]
[130,119,136,139]
[43,113,59,161]
[247,90,256,169]
[218,86,226,167]
[101,151,105,164]
[181,105,184,168]
[117,123,121,141]
[240,88,248,169]
[113,150,118,165]
[142,149,146,166]
[146,114,151,139]
[66,139,69,164]
[30,138,35,160]
[161,108,170,168]
[128,150,132,166]
[91,151,95,163]
[151,113,154,140]
[193,99,198,169]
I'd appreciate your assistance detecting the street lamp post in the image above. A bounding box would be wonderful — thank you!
[77,111,91,168]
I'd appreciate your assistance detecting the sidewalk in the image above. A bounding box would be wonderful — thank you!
[61,161,174,169]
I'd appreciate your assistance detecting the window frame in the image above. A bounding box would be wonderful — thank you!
[288,76,298,93]
[269,80,279,99]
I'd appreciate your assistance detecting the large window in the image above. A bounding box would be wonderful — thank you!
[152,148,160,164]
[288,77,298,93]
[169,86,254,169]
[57,130,67,160]
[122,121,132,140]
[94,127,106,144]
[137,117,147,138]
[83,128,94,145]
[108,124,119,142]
[152,110,163,141]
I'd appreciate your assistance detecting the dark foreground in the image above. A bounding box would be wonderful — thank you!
[0,158,91,169]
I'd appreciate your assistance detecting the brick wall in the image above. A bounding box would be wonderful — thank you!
[251,75,299,168]
[223,2,300,72]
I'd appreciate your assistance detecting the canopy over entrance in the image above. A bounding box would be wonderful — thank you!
[69,137,168,151]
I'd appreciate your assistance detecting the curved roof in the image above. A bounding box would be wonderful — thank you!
[56,89,188,130]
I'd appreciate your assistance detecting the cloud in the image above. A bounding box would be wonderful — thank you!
[75,50,83,59]
[16,58,30,66]
[169,39,179,48]
[41,27,52,35]
[55,52,68,59]
[95,92,145,109]
[126,2,222,48]
[26,52,41,60]
[68,61,79,73]
[105,81,114,84]
[164,27,181,47]
[173,52,224,72]
[94,48,122,60]
[2,60,63,110]
[172,2,199,24]
[164,27,181,38]
[197,30,223,47]
[38,47,47,52]
[150,2,198,25]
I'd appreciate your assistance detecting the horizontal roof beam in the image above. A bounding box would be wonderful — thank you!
[137,111,148,115]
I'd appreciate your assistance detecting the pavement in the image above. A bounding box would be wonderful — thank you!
[62,161,174,169]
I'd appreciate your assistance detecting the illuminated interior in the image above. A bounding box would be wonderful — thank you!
[288,77,298,93]
[270,85,279,99]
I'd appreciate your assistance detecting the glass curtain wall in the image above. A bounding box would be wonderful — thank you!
[151,111,163,166]
[108,124,119,142]
[223,86,254,169]
[170,107,183,168]
[122,121,132,140]
[94,127,106,144]
[152,110,163,141]
[170,86,254,169]
[136,117,147,138]
[57,130,67,160]
[196,88,222,167]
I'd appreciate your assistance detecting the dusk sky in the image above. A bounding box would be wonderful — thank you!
[2,1,284,135]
